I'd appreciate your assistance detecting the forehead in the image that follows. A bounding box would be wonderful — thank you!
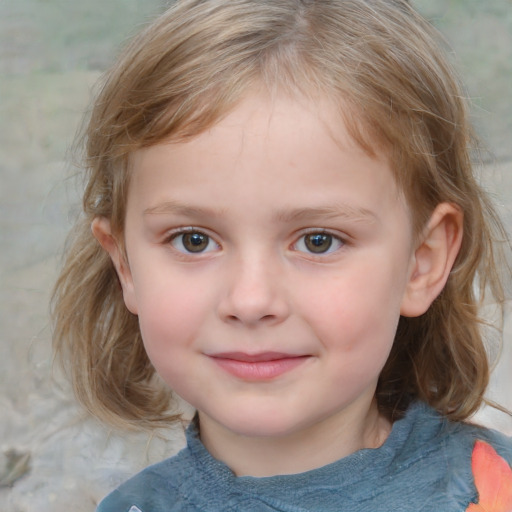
[130,91,388,182]
[126,92,408,230]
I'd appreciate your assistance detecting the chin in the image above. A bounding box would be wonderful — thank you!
[216,410,307,439]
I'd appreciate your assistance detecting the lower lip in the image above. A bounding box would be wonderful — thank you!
[211,356,309,381]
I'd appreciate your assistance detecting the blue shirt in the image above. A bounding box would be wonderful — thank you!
[97,402,512,511]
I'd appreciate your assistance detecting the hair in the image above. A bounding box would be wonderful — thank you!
[52,0,510,430]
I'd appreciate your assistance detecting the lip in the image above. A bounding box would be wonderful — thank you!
[208,352,310,381]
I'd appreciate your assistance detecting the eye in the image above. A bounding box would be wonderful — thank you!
[170,230,219,254]
[294,232,344,255]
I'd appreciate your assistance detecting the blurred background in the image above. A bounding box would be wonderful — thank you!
[1,0,511,510]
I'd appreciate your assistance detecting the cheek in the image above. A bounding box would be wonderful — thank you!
[136,294,200,393]
[299,261,405,352]
[132,273,210,364]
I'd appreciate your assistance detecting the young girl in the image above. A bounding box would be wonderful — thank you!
[52,0,512,510]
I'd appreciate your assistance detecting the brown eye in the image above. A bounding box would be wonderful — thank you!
[304,233,333,253]
[182,232,209,252]
[293,232,344,255]
[171,231,217,253]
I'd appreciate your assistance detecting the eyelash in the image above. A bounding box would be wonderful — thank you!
[164,228,347,257]
[292,230,346,256]
[165,228,220,255]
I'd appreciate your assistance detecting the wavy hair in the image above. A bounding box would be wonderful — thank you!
[52,0,510,429]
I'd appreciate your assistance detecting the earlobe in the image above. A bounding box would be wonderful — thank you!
[400,203,463,317]
[91,217,139,315]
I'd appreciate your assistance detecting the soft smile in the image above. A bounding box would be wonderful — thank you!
[208,352,311,381]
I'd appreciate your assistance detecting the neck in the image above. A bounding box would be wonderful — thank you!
[198,399,391,477]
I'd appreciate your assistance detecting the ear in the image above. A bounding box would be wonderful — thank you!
[91,217,138,315]
[400,203,463,317]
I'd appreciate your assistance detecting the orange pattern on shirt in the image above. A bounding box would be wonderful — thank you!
[466,440,512,512]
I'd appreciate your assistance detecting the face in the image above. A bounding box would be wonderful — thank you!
[115,93,417,441]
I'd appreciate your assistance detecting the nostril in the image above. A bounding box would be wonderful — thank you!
[226,314,275,323]
[217,282,290,326]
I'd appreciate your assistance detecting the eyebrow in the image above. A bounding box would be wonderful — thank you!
[144,200,377,224]
[273,205,377,224]
[144,201,227,218]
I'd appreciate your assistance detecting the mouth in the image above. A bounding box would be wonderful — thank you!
[207,352,311,381]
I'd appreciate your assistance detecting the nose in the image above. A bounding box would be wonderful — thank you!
[217,254,290,327]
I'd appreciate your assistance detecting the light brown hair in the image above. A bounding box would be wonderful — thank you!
[53,0,510,430]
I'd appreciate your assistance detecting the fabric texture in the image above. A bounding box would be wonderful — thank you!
[96,402,512,512]
[467,440,512,511]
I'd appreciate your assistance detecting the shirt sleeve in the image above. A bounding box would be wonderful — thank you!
[466,440,512,512]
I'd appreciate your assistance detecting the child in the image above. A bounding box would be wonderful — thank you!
[52,0,512,510]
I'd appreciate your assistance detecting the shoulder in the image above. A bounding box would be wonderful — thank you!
[95,449,198,512]
[468,423,512,463]
[386,402,512,511]
[95,415,240,512]
[419,405,512,511]
[441,416,512,472]
[399,401,512,464]
[460,424,512,511]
